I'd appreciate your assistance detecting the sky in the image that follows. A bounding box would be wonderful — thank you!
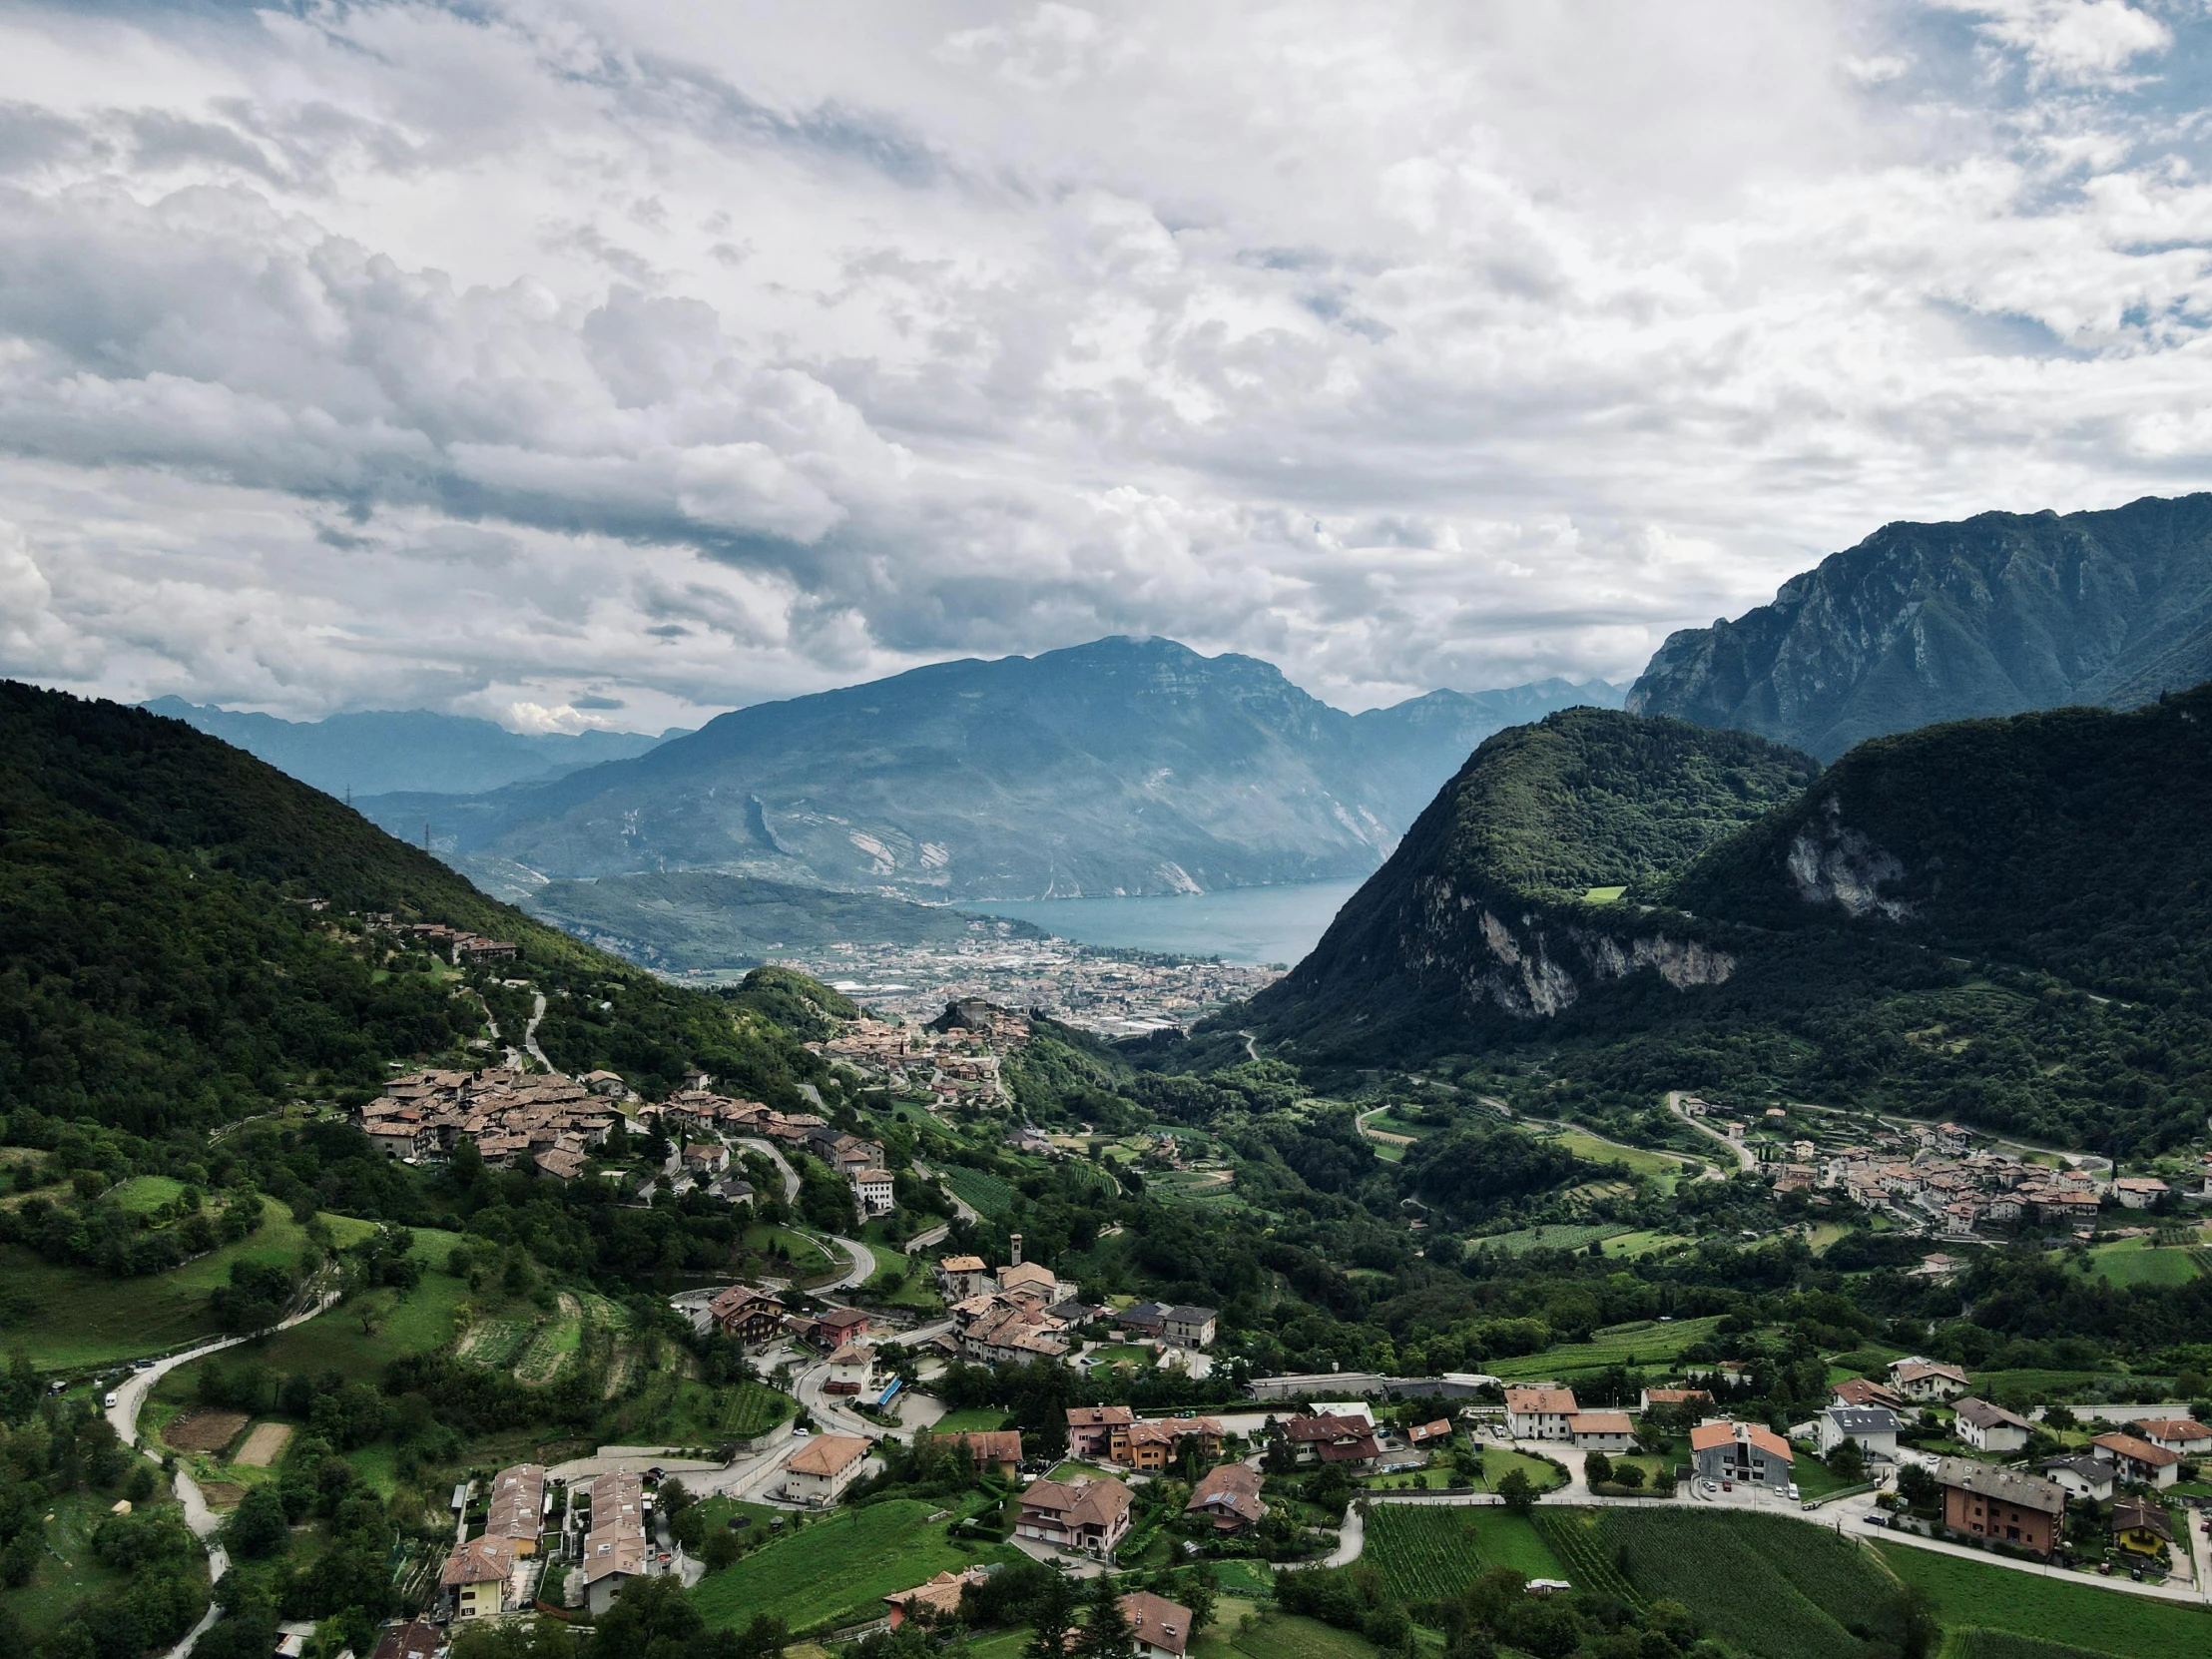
[7,1,2212,732]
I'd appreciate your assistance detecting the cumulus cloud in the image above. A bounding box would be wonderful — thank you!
[3,1,2212,724]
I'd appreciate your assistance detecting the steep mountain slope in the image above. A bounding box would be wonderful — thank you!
[143,698,679,797]
[1243,709,1818,1054]
[356,637,1621,900]
[1672,684,2212,1001]
[1627,493,2212,760]
[0,683,836,1130]
[521,870,1042,971]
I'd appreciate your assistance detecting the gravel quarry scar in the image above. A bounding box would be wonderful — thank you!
[234,1422,293,1467]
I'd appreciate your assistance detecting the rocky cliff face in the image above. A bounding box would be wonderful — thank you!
[1627,493,2212,760]
[1244,708,1813,1058]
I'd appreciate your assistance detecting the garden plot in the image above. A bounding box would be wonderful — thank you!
[513,1295,584,1384]
[162,1407,250,1453]
[233,1422,293,1468]
[458,1318,536,1369]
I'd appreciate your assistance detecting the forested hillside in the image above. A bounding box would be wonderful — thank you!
[0,683,839,1130]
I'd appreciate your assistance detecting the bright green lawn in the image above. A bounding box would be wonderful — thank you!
[1545,1131,1692,1184]
[109,1176,187,1214]
[346,1443,400,1497]
[1599,1230,1693,1259]
[1582,886,1627,904]
[1487,1315,1724,1381]
[929,1407,1013,1433]
[1230,1613,1379,1659]
[2078,1239,2206,1289]
[690,1498,1015,1633]
[1878,1542,2212,1659]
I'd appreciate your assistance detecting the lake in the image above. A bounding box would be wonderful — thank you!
[965,878,1364,966]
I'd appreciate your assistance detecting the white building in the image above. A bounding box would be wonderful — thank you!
[849,1167,896,1216]
[1817,1404,1899,1460]
[1566,1411,1635,1451]
[1888,1358,1970,1401]
[1952,1397,2031,1454]
[1504,1387,1576,1440]
[783,1433,871,1506]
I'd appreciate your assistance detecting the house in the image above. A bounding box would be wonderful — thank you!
[440,1537,513,1620]
[1114,1302,1169,1340]
[1315,1430,1382,1468]
[533,1146,586,1182]
[997,1261,1065,1304]
[936,1256,994,1302]
[580,1469,651,1612]
[1567,1412,1636,1451]
[1162,1306,1219,1349]
[1951,1397,2031,1454]
[1817,1404,1900,1460]
[1112,1417,1223,1472]
[482,1462,546,1553]
[2038,1453,2115,1502]
[1690,1420,1795,1489]
[1277,1413,1376,1465]
[369,1620,441,1659]
[1067,1405,1137,1460]
[2092,1432,2181,1489]
[849,1168,896,1216]
[931,1429,1024,1478]
[1830,1379,1907,1414]
[1934,1457,2065,1557]
[884,1566,995,1631]
[1639,1387,1712,1412]
[1504,1387,1577,1440]
[2110,1498,2173,1557]
[682,1142,729,1176]
[707,1286,785,1345]
[1016,1476,1134,1557]
[2135,1418,2212,1456]
[1888,1359,1971,1401]
[1185,1462,1267,1532]
[803,1307,871,1350]
[2112,1177,2169,1209]
[581,1070,625,1096]
[824,1342,875,1395]
[1407,1419,1454,1447]
[783,1433,872,1506]
[1122,1591,1195,1659]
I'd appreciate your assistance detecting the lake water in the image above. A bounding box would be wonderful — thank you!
[965,878,1365,966]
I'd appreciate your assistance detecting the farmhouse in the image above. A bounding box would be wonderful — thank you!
[1934,1457,2065,1558]
[1185,1463,1266,1532]
[707,1286,785,1345]
[1504,1386,1577,1440]
[1017,1476,1134,1557]
[1951,1398,2031,1454]
[783,1433,872,1506]
[2092,1431,2181,1489]
[1888,1359,1970,1401]
[1690,1420,1795,1490]
[1161,1306,1219,1349]
[440,1537,513,1621]
[1123,1591,1196,1659]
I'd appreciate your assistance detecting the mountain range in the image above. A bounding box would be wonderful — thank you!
[1629,492,2212,760]
[351,640,1622,900]
[141,698,684,798]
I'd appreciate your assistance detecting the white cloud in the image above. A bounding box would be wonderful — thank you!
[1,1,2211,724]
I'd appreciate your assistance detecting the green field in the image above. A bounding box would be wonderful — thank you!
[109,1175,188,1214]
[1365,1504,1566,1603]
[1879,1542,2212,1659]
[1486,1315,1723,1380]
[936,1165,1017,1219]
[1605,1508,1895,1659]
[1471,1223,1632,1256]
[929,1407,1014,1433]
[690,1498,1014,1634]
[1228,1614,1378,1659]
[1599,1230,1694,1259]
[1211,1559,1276,1599]
[162,1268,475,1392]
[0,1197,319,1369]
[2077,1239,2207,1289]
[741,1224,835,1276]
[8,1489,144,1633]
[1544,1130,1694,1184]
[597,1376,795,1446]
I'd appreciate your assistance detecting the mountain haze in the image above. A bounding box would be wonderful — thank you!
[356,638,1621,900]
[143,698,682,798]
[1627,493,2212,760]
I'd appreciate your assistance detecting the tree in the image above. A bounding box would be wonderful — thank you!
[226,1485,289,1559]
[1075,1576,1135,1659]
[1827,1437,1865,1483]
[1611,1461,1645,1490]
[1496,1469,1536,1514]
[1023,1569,1079,1659]
[1583,1450,1613,1486]
[594,1575,703,1659]
[1896,1463,1938,1513]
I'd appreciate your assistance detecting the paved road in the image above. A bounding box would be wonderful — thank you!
[522,992,550,1069]
[911,1162,979,1225]
[822,1234,875,1293]
[1667,1091,1756,1173]
[737,1138,802,1203]
[907,1219,951,1253]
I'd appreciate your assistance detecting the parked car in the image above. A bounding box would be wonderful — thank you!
[1862,1513,1888,1528]
[103,1390,118,1408]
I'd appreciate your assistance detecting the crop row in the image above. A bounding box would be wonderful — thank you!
[1534,1511,1641,1605]
[1365,1506,1488,1604]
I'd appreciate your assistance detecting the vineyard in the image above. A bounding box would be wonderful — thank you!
[1601,1509,1894,1659]
[937,1165,1017,1218]
[1364,1506,1565,1605]
[1946,1636,2124,1659]
[1531,1510,1641,1605]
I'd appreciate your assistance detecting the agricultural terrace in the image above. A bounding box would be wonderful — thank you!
[935,1165,1017,1219]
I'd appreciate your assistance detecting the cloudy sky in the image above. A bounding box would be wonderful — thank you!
[5,1,2212,730]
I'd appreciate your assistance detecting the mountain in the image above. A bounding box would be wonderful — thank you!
[0,682,840,1131]
[1626,493,2212,760]
[141,698,684,798]
[353,637,1621,900]
[1671,683,2212,1003]
[1240,708,1818,1055]
[518,870,1044,972]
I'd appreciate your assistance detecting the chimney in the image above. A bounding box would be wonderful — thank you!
[1010,1234,1023,1266]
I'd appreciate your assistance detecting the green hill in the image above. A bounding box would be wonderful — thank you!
[1671,683,2212,1003]
[0,680,841,1130]
[1240,708,1816,1056]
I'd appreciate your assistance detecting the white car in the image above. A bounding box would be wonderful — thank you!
[1700,1479,1718,1495]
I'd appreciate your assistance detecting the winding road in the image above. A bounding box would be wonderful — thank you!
[1666,1090,1757,1173]
[736,1138,803,1204]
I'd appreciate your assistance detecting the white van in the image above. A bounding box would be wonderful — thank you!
[103,1390,119,1409]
